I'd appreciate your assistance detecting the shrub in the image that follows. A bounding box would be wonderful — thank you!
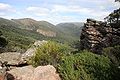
[58,50,120,80]
[58,53,91,80]
[30,41,72,67]
[103,45,120,66]
[0,31,8,53]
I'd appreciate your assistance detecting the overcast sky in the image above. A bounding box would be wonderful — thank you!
[0,0,120,24]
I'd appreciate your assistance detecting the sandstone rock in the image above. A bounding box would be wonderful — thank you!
[7,65,34,80]
[0,52,22,66]
[0,40,48,66]
[37,29,56,37]
[7,65,61,80]
[32,65,61,80]
[33,40,47,47]
[21,40,47,64]
[80,19,120,54]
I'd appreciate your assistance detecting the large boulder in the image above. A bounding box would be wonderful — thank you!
[0,52,22,66]
[7,65,34,80]
[32,65,60,80]
[0,40,48,66]
[7,65,61,80]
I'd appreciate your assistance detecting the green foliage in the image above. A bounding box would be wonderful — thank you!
[0,24,52,53]
[30,41,72,67]
[58,50,120,80]
[0,37,7,48]
[58,55,83,80]
[103,45,120,66]
[0,31,8,52]
[105,8,120,25]
[0,31,2,36]
[115,0,120,2]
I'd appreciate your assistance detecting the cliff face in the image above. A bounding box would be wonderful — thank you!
[37,29,56,37]
[80,19,120,54]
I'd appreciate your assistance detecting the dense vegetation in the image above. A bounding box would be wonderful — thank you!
[103,45,120,66]
[30,41,72,67]
[58,51,120,80]
[30,41,120,80]
[0,25,48,53]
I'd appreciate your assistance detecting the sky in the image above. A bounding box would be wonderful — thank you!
[0,0,120,24]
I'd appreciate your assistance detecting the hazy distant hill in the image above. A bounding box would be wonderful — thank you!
[56,22,83,36]
[56,22,84,43]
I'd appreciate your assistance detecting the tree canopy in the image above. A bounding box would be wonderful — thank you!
[104,8,120,25]
[104,0,120,24]
[115,0,120,2]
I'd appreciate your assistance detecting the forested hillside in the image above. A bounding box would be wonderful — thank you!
[0,18,83,52]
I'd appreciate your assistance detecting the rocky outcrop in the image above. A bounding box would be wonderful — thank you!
[37,29,56,37]
[21,40,47,64]
[0,40,47,66]
[0,52,22,66]
[80,19,120,54]
[7,65,61,80]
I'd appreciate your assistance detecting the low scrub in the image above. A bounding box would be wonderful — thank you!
[30,41,72,67]
[103,45,120,66]
[58,51,120,80]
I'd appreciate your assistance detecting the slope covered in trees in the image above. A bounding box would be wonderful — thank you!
[0,18,83,53]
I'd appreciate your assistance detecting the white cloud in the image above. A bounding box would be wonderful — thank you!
[91,0,120,9]
[40,15,83,25]
[52,5,92,14]
[51,4,110,20]
[25,4,113,24]
[0,3,17,17]
[0,3,16,12]
[0,3,11,10]
[26,6,50,16]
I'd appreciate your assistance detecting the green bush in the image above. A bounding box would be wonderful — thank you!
[58,53,91,80]
[0,31,8,53]
[103,45,120,66]
[58,50,120,80]
[30,41,72,67]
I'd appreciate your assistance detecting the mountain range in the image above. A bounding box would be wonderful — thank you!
[0,17,83,52]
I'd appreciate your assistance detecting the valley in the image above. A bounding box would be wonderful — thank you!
[0,17,83,53]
